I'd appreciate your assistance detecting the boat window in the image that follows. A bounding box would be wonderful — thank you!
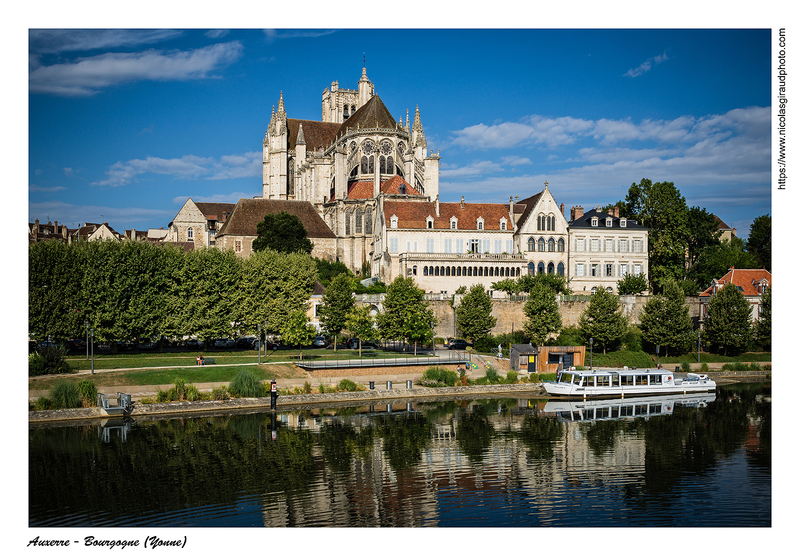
[596,375,610,387]
[649,404,662,414]
[651,375,663,385]
[635,404,648,415]
[561,373,573,384]
[621,375,634,386]
[596,407,610,419]
[611,375,620,387]
[610,407,620,418]
[620,405,634,417]
[635,375,648,386]
[582,376,595,387]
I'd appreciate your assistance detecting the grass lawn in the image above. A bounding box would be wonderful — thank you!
[29,363,305,391]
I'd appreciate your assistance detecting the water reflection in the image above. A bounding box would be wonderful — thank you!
[29,384,770,527]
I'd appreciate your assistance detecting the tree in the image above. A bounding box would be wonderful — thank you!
[686,206,722,268]
[755,286,771,350]
[702,283,752,355]
[523,283,562,346]
[318,273,356,351]
[345,305,376,358]
[455,285,497,344]
[578,288,627,354]
[688,237,759,292]
[29,240,85,342]
[376,277,436,354]
[638,279,694,357]
[622,178,690,293]
[280,309,317,360]
[235,250,317,336]
[252,211,313,254]
[746,214,771,271]
[616,273,649,295]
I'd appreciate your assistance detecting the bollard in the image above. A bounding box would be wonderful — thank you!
[406,380,412,389]
[387,380,392,390]
[369,381,375,390]
[270,380,278,411]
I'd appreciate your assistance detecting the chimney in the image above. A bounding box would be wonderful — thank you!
[460,196,465,209]
[560,203,565,216]
[509,196,514,216]
[613,205,619,218]
[435,195,440,217]
[35,219,39,234]
[571,206,584,221]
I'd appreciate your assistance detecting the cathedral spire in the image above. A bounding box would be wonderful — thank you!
[296,123,306,145]
[412,105,427,151]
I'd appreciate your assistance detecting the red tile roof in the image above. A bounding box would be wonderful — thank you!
[383,200,514,231]
[216,199,335,239]
[699,267,772,297]
[347,176,422,199]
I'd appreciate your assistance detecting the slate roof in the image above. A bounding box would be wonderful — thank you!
[216,199,335,239]
[568,208,647,229]
[337,95,399,135]
[347,175,422,199]
[699,267,772,297]
[287,119,340,151]
[383,200,515,231]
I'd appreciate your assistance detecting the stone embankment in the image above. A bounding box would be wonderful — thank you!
[28,383,546,424]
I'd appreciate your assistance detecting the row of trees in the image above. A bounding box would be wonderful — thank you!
[29,240,317,346]
[614,178,770,294]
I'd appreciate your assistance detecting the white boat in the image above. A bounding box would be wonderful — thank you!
[542,392,716,422]
[543,368,716,398]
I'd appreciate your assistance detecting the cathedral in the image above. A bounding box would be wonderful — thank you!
[261,66,439,273]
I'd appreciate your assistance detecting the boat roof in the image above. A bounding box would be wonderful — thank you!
[564,368,674,376]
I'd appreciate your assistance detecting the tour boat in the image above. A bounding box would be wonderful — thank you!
[543,368,716,398]
[542,392,716,423]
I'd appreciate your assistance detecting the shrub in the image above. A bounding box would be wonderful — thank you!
[506,370,518,384]
[420,367,458,387]
[49,381,81,409]
[319,383,326,394]
[212,386,230,400]
[173,378,188,401]
[303,381,312,394]
[228,369,265,398]
[681,362,692,373]
[700,363,710,373]
[139,397,155,405]
[338,379,358,392]
[76,380,98,407]
[156,389,174,403]
[34,397,52,411]
[185,384,201,402]
[484,366,500,383]
[29,346,73,376]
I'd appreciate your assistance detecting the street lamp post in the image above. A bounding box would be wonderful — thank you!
[697,329,701,364]
[257,324,262,365]
[90,328,95,374]
[85,320,89,361]
[656,345,660,368]
[589,337,593,369]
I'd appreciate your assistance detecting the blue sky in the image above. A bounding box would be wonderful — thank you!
[28,28,772,237]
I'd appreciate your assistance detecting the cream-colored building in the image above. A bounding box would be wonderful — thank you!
[567,206,649,294]
[167,199,236,248]
[514,183,570,277]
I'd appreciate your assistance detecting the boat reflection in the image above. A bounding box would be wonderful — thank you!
[542,392,716,422]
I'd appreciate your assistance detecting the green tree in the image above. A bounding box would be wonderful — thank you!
[702,283,752,355]
[318,273,356,351]
[376,276,436,354]
[688,237,759,292]
[578,288,627,354]
[746,214,771,271]
[314,258,352,286]
[523,283,562,346]
[638,279,694,357]
[755,286,771,350]
[345,305,376,358]
[29,240,85,342]
[623,178,690,293]
[455,285,497,344]
[236,250,317,336]
[616,273,649,295]
[280,309,316,360]
[252,211,313,254]
[686,206,722,268]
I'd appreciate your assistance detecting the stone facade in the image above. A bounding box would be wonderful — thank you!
[167,199,235,248]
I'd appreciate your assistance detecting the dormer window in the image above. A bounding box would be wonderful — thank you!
[591,217,598,227]
[426,216,434,229]
[450,217,458,230]
[477,217,484,231]
[606,218,613,227]
[500,218,508,231]
[390,215,398,229]
[620,218,627,228]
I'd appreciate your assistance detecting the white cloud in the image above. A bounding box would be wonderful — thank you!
[93,151,261,187]
[262,30,337,44]
[624,51,669,78]
[29,29,183,56]
[29,184,66,193]
[30,41,244,96]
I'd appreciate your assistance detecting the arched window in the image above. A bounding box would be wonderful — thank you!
[489,267,493,277]
[355,208,363,234]
[557,262,565,276]
[538,262,545,274]
[538,238,546,251]
[558,238,565,252]
[387,156,394,174]
[527,237,535,251]
[365,207,373,234]
[423,266,428,276]
[446,267,451,277]
[344,210,351,235]
[548,262,555,274]
[548,238,555,252]
[434,267,439,276]
[527,262,535,276]
[457,267,462,276]
[537,214,545,231]
[187,227,194,241]
[548,215,555,231]
[380,156,387,174]
[361,156,368,174]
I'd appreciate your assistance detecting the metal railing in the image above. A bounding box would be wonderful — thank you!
[296,351,470,370]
